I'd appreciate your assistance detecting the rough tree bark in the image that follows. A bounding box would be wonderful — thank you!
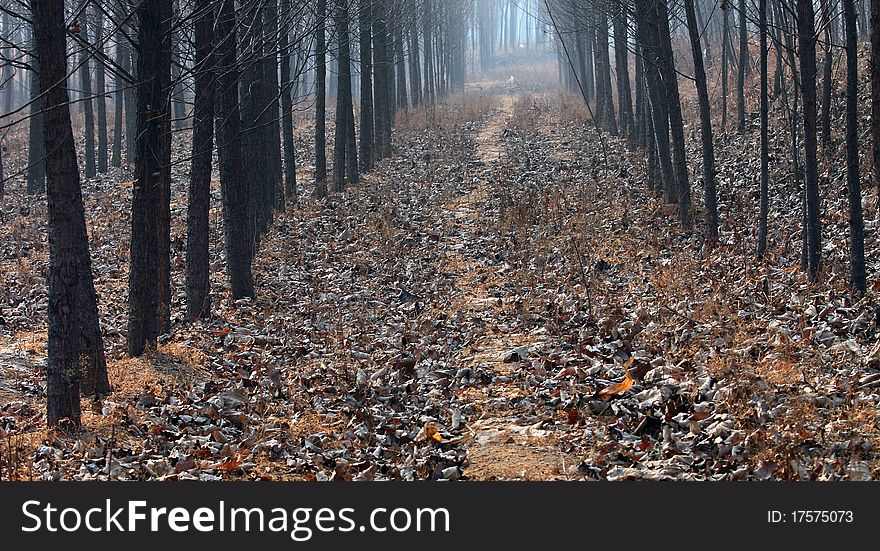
[79,8,97,179]
[757,0,770,258]
[797,0,822,283]
[216,0,255,299]
[129,0,172,356]
[315,0,328,197]
[34,0,110,425]
[844,0,866,292]
[280,0,298,203]
[360,0,375,171]
[186,0,215,321]
[684,0,719,244]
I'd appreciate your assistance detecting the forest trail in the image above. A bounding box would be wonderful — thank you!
[440,93,571,479]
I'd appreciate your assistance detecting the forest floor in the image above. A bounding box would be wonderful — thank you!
[2,62,880,480]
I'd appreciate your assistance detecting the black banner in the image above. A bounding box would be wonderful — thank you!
[0,482,873,547]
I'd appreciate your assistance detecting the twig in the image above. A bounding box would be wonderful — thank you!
[569,237,593,322]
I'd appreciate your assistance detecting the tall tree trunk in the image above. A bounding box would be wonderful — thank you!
[94,11,108,174]
[872,0,880,205]
[685,0,719,244]
[798,0,822,283]
[79,9,97,179]
[657,0,691,226]
[27,57,46,195]
[360,0,375,171]
[34,0,110,424]
[315,0,328,197]
[423,5,435,105]
[596,11,617,135]
[395,20,408,109]
[124,35,137,167]
[844,0,866,292]
[613,5,635,144]
[186,0,215,321]
[129,0,172,356]
[409,17,422,106]
[820,0,834,148]
[374,0,393,158]
[111,31,125,168]
[757,0,770,258]
[736,0,747,133]
[332,0,357,192]
[216,0,255,299]
[634,0,676,204]
[280,0,298,203]
[721,3,730,130]
[263,0,284,216]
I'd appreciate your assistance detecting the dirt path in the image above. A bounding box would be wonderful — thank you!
[437,94,573,480]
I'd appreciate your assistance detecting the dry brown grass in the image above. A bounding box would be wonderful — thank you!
[394,92,498,134]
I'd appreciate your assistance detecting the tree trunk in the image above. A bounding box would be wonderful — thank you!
[34,0,110,424]
[613,6,635,144]
[374,0,393,158]
[27,57,46,195]
[684,0,719,244]
[315,0,328,197]
[124,34,137,167]
[129,0,172,356]
[844,0,866,292]
[595,12,617,135]
[111,31,125,169]
[736,0,747,133]
[657,0,691,226]
[216,0,255,299]
[360,0,375,171]
[79,9,97,179]
[186,0,215,321]
[797,0,822,283]
[333,0,357,192]
[634,0,676,204]
[280,0,298,203]
[721,4,730,130]
[94,11,108,174]
[757,0,770,258]
[873,0,880,205]
[395,21,408,109]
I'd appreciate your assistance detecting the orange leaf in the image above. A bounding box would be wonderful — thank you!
[216,459,242,472]
[424,424,444,443]
[598,359,634,400]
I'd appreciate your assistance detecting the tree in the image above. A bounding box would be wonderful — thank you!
[27,56,46,195]
[79,7,97,179]
[216,0,255,299]
[612,4,635,144]
[656,0,691,226]
[186,0,215,321]
[721,0,730,130]
[757,0,769,258]
[333,0,358,193]
[797,0,821,283]
[94,10,108,174]
[33,0,110,425]
[634,0,676,204]
[871,0,880,204]
[736,0,747,133]
[280,0,298,203]
[844,0,866,292]
[684,0,718,244]
[360,0,375,171]
[129,0,172,356]
[373,0,393,158]
[315,0,328,198]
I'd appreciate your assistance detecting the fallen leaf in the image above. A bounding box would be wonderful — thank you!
[597,358,635,400]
